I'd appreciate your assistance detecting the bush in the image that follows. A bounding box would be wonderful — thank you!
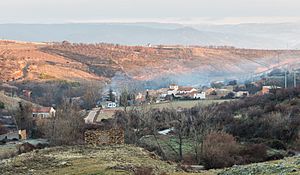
[266,139,287,150]
[239,144,267,164]
[201,131,240,169]
[134,167,153,175]
[291,138,300,151]
[0,101,4,109]
[17,142,36,154]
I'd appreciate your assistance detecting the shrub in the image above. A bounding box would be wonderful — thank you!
[17,142,36,154]
[266,139,287,150]
[239,144,267,164]
[201,131,240,169]
[134,167,153,175]
[291,138,300,151]
[0,101,4,109]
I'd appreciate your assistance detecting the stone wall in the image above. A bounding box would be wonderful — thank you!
[84,128,124,145]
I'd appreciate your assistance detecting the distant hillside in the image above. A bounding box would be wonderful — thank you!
[1,22,300,49]
[1,40,300,87]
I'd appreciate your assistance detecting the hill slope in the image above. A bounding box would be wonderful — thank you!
[0,145,299,175]
[1,40,300,86]
[0,145,178,175]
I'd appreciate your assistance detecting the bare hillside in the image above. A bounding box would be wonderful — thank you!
[0,41,106,83]
[1,40,300,85]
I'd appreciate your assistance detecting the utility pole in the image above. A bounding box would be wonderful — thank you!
[294,70,297,88]
[285,70,287,89]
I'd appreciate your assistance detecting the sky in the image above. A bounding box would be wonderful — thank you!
[1,0,300,24]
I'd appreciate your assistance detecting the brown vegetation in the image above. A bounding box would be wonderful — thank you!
[40,102,85,145]
[2,40,300,84]
[113,88,300,169]
[201,131,240,169]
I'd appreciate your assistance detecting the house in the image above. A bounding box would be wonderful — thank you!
[205,88,216,95]
[223,85,234,91]
[167,84,179,95]
[215,89,232,97]
[157,88,169,99]
[177,87,198,94]
[191,91,206,99]
[22,90,32,100]
[100,101,117,108]
[135,92,145,104]
[32,107,56,118]
[0,115,19,141]
[261,86,281,95]
[235,91,249,98]
[167,84,198,97]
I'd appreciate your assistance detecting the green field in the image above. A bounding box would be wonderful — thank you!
[140,135,195,161]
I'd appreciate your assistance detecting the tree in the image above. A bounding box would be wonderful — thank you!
[14,102,34,136]
[190,105,216,163]
[109,88,115,102]
[211,81,224,89]
[224,92,235,99]
[82,83,102,109]
[145,90,150,103]
[119,89,129,111]
[42,101,85,145]
[165,110,190,162]
[227,80,237,86]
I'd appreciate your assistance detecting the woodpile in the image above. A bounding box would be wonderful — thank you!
[84,128,124,145]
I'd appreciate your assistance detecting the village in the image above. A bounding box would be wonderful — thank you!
[0,76,281,145]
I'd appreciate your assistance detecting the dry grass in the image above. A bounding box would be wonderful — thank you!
[96,100,229,121]
[2,40,300,83]
[0,145,179,175]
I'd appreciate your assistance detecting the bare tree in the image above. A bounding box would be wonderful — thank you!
[42,101,85,145]
[14,102,34,136]
[82,82,102,109]
[162,109,189,162]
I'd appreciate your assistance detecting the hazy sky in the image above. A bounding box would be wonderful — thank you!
[1,0,300,24]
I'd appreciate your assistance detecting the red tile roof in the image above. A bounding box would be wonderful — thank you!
[178,87,195,91]
[32,107,52,113]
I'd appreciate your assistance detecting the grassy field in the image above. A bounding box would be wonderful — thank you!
[0,143,18,160]
[140,135,195,161]
[96,99,230,122]
[0,145,179,175]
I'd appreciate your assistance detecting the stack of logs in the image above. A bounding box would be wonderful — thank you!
[84,128,124,145]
